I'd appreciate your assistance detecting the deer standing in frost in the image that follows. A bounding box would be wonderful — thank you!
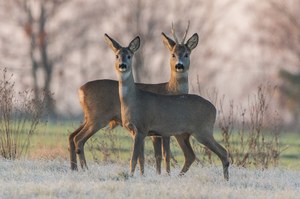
[68,23,199,175]
[105,34,230,180]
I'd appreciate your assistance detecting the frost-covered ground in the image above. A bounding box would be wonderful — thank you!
[0,159,299,199]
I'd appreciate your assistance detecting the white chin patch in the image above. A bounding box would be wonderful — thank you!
[119,68,127,72]
[176,68,184,72]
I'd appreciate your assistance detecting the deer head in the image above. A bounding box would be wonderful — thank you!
[104,34,140,80]
[161,22,199,75]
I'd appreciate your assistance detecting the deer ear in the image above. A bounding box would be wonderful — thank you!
[104,34,122,52]
[161,32,176,51]
[186,33,198,50]
[128,36,140,53]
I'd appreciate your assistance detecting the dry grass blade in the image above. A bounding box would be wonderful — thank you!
[197,80,285,169]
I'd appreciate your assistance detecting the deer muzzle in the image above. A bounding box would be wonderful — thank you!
[175,63,184,72]
[119,63,127,72]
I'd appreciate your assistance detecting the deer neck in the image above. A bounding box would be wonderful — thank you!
[167,71,189,94]
[117,70,137,110]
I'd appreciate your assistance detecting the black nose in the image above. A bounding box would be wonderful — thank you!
[119,63,127,70]
[175,63,184,70]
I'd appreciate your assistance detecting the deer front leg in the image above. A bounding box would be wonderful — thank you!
[151,136,162,174]
[130,132,145,176]
[162,136,171,174]
[138,139,145,175]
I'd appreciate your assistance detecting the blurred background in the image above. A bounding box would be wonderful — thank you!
[0,0,299,130]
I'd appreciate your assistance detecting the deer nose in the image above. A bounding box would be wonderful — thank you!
[119,63,127,70]
[175,63,184,71]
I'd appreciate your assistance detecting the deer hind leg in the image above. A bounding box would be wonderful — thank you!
[162,136,171,174]
[151,136,162,175]
[175,134,196,176]
[195,134,229,180]
[68,123,85,171]
[73,122,103,170]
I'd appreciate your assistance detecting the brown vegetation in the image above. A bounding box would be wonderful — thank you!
[0,68,46,159]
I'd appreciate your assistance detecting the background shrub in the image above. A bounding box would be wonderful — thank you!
[0,68,47,159]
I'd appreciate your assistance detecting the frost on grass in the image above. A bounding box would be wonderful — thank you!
[0,159,299,199]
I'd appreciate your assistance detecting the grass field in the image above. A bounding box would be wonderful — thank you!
[1,121,300,199]
[0,159,299,199]
[27,121,300,170]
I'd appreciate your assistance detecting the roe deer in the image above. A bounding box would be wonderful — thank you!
[105,34,230,180]
[68,23,199,174]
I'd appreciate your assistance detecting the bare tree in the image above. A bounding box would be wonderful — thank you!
[254,0,300,127]
[121,0,236,83]
[0,0,236,116]
[2,0,108,116]
[4,0,70,116]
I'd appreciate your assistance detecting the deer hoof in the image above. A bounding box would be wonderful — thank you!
[71,165,78,171]
[223,162,230,181]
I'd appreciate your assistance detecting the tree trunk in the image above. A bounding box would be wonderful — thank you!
[25,2,40,102]
[38,2,56,117]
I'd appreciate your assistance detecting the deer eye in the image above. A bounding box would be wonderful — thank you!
[127,55,131,59]
[185,53,189,58]
[172,54,176,58]
[116,55,119,59]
